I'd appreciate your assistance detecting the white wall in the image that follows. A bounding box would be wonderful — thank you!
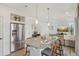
[32,18,75,35]
[25,16,75,35]
[0,5,28,55]
[0,5,39,55]
[25,16,35,38]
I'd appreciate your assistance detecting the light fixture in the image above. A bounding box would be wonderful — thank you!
[47,8,50,26]
[35,3,39,25]
[35,20,38,24]
[48,22,50,26]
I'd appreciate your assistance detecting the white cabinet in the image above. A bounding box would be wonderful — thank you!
[0,16,3,56]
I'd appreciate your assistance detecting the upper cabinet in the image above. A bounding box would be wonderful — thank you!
[10,13,25,24]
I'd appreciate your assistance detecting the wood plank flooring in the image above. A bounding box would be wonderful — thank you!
[8,46,76,56]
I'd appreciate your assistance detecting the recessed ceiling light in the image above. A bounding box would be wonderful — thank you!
[65,12,71,16]
[25,5,28,7]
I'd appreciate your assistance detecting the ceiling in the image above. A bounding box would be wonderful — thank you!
[0,3,77,22]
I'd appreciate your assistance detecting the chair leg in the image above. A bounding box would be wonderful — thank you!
[25,47,27,55]
[41,53,43,56]
[61,50,63,56]
[25,44,30,56]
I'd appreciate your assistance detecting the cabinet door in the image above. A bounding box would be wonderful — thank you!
[0,16,3,56]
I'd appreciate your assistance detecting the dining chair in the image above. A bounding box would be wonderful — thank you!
[41,38,63,56]
[52,39,63,56]
[41,47,53,56]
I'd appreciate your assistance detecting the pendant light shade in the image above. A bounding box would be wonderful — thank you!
[48,22,50,26]
[47,8,50,26]
[35,20,38,24]
[35,3,38,24]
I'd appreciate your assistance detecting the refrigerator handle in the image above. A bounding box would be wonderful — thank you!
[0,38,2,40]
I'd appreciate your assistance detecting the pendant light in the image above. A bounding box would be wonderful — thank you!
[35,20,38,24]
[35,3,38,24]
[47,8,50,26]
[48,22,50,26]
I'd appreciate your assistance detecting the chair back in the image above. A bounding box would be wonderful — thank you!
[51,37,63,56]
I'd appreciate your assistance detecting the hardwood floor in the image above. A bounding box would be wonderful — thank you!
[9,49,26,56]
[63,46,76,56]
[8,46,76,56]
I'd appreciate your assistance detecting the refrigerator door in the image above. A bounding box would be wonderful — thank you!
[18,24,25,48]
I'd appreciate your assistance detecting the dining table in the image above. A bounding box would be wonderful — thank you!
[25,36,53,56]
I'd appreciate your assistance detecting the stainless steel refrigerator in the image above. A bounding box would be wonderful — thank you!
[10,23,25,52]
